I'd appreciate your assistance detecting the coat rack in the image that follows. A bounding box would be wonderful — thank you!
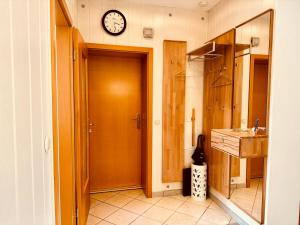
[187,42,226,62]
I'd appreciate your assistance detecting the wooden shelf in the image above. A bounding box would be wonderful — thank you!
[235,43,250,52]
[187,42,227,57]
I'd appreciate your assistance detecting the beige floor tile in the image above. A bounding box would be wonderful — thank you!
[142,205,173,222]
[165,212,198,225]
[122,199,152,214]
[86,214,101,225]
[187,198,212,208]
[97,221,114,225]
[231,196,253,212]
[156,197,184,210]
[131,216,162,225]
[176,201,206,219]
[105,209,138,225]
[91,192,118,202]
[201,208,231,225]
[105,194,133,207]
[252,209,262,222]
[136,194,162,204]
[89,202,118,219]
[90,198,101,208]
[208,201,222,210]
[119,189,144,198]
[196,220,215,225]
[170,194,190,201]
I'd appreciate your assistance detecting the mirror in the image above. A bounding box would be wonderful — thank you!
[230,10,273,224]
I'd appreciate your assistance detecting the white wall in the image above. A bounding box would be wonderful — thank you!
[0,0,53,225]
[265,1,300,224]
[207,0,274,40]
[77,0,208,192]
[65,0,78,26]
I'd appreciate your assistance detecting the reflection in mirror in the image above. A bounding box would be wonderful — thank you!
[230,10,273,224]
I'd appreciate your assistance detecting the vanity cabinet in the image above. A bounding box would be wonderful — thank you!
[211,129,268,158]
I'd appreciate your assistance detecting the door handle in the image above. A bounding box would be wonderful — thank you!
[131,113,141,129]
[89,122,96,133]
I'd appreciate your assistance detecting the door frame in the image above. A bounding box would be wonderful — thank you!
[50,0,75,224]
[87,43,153,197]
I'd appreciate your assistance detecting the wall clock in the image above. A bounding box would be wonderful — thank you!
[102,10,127,36]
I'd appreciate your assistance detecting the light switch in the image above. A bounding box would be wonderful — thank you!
[44,136,51,153]
[154,120,160,125]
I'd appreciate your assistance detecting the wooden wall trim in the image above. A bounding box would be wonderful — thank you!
[235,9,274,29]
[87,43,153,54]
[51,0,74,224]
[57,0,73,26]
[50,0,60,224]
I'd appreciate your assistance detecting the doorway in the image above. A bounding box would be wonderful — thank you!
[87,44,153,197]
[247,54,269,180]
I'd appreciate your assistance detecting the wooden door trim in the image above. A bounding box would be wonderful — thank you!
[51,0,74,224]
[86,43,153,197]
[73,28,90,225]
[57,0,73,26]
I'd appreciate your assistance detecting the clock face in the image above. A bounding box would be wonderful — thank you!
[102,10,127,36]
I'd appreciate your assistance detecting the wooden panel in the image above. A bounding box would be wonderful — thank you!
[240,138,268,158]
[162,40,187,182]
[203,30,235,198]
[88,54,142,191]
[211,131,240,157]
[191,108,196,147]
[55,25,76,225]
[231,56,244,177]
[232,57,243,128]
[210,150,231,198]
[73,28,90,225]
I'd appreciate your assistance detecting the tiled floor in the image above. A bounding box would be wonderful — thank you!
[230,179,262,222]
[87,189,238,225]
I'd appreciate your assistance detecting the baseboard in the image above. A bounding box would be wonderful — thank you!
[90,185,143,194]
[152,189,182,197]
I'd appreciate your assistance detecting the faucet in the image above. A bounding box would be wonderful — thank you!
[254,118,260,132]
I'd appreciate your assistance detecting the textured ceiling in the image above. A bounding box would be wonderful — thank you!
[126,0,221,11]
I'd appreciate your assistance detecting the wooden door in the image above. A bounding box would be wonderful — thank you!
[88,53,142,191]
[248,55,269,178]
[73,29,90,225]
[162,40,186,182]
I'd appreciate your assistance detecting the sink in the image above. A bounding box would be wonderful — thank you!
[232,128,250,133]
